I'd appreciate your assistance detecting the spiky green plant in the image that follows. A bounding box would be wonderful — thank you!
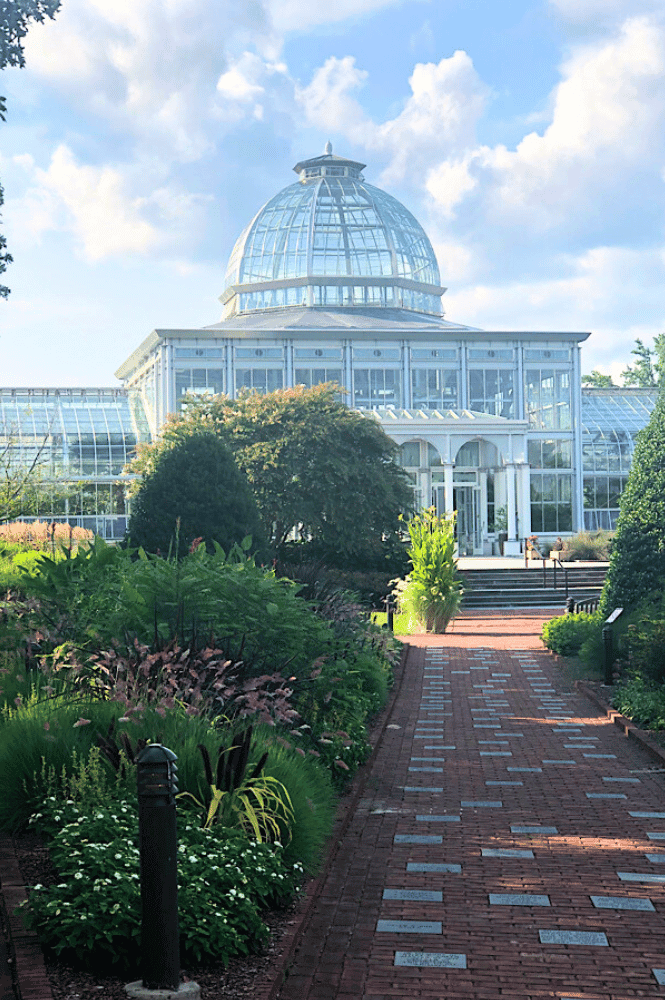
[393,508,462,634]
[177,726,295,842]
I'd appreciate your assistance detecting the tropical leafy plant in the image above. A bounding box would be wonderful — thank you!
[393,508,462,633]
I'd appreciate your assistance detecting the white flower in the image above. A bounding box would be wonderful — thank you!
[74,872,84,880]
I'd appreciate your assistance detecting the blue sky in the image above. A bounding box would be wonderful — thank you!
[2,0,665,386]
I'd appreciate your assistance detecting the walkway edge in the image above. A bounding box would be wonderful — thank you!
[575,679,665,767]
[0,836,53,1000]
[262,641,411,1000]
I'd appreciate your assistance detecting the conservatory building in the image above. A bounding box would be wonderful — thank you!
[116,146,592,555]
[2,147,657,547]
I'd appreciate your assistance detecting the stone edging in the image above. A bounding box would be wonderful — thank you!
[261,641,411,1000]
[575,680,665,768]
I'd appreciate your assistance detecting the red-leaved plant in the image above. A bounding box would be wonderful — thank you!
[43,639,301,726]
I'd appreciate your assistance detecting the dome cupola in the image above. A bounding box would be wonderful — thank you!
[221,145,445,319]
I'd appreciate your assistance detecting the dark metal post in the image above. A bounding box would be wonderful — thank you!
[553,558,557,591]
[564,566,569,599]
[603,608,624,687]
[603,626,613,686]
[387,598,394,633]
[542,558,546,588]
[565,596,574,614]
[137,745,180,992]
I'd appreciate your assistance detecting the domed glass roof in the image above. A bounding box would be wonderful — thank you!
[221,146,445,319]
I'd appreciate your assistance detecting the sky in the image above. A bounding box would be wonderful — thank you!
[2,0,665,387]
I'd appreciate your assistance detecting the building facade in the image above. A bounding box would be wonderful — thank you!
[2,148,656,548]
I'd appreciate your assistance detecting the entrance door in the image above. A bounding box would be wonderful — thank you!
[453,485,482,555]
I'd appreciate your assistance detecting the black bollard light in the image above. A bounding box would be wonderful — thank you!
[387,597,395,633]
[136,744,180,992]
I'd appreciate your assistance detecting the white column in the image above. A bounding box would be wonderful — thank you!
[517,463,531,541]
[503,462,520,555]
[444,463,454,515]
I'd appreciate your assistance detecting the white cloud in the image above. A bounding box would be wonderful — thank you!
[10,145,207,260]
[295,56,370,138]
[472,17,665,226]
[216,51,289,122]
[425,159,476,219]
[549,0,663,29]
[20,0,277,160]
[297,51,489,184]
[267,0,401,34]
[444,245,665,373]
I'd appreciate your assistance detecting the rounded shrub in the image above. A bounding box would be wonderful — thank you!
[127,428,263,556]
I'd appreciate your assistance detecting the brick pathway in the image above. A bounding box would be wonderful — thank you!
[275,612,665,1000]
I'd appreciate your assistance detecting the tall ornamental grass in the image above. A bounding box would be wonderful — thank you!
[393,508,462,633]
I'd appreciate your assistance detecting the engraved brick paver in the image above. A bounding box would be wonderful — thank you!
[275,610,665,1000]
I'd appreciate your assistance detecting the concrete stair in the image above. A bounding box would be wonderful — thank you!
[458,563,608,610]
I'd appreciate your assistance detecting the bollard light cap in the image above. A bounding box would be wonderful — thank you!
[137,744,178,765]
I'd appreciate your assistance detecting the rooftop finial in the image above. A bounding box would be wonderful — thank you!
[324,140,332,155]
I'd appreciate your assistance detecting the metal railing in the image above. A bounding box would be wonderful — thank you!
[566,595,600,615]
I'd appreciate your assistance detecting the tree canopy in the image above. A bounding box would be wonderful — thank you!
[127,427,263,557]
[621,335,665,387]
[581,371,616,388]
[130,384,414,563]
[0,0,61,68]
[600,383,665,614]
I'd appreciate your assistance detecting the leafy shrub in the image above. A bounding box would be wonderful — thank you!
[620,593,665,684]
[612,675,665,730]
[393,508,462,633]
[22,797,303,971]
[541,611,602,657]
[563,530,612,562]
[96,544,331,678]
[127,429,264,556]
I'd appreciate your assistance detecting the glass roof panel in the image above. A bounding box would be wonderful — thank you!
[223,161,442,317]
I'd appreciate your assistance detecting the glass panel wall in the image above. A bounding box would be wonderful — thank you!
[581,388,656,529]
[528,438,573,532]
[175,368,225,409]
[353,369,401,408]
[525,368,571,429]
[468,369,514,417]
[412,369,458,409]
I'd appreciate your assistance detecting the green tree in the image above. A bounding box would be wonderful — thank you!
[582,371,616,388]
[621,335,665,387]
[1,0,62,298]
[132,384,414,564]
[127,427,263,556]
[0,0,61,68]
[600,385,665,614]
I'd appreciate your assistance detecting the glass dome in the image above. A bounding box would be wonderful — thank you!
[221,145,445,319]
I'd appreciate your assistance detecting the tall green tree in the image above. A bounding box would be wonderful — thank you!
[131,384,414,564]
[600,384,665,614]
[1,0,62,298]
[621,335,665,387]
[127,427,263,556]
